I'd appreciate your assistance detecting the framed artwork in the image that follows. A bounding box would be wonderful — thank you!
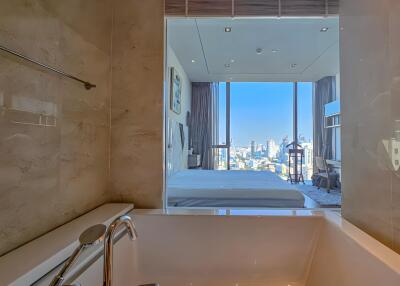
[170,67,182,114]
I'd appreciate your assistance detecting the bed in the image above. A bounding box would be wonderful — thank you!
[167,170,305,208]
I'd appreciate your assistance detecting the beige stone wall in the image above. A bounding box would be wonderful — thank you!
[0,0,113,255]
[341,0,400,253]
[109,0,164,208]
[0,0,165,255]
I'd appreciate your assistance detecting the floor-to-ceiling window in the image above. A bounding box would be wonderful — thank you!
[229,82,293,179]
[215,82,229,170]
[298,82,314,181]
[216,82,314,182]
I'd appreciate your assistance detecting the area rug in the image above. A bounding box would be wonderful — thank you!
[296,184,341,207]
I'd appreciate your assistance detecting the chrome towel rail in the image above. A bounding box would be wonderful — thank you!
[0,44,96,90]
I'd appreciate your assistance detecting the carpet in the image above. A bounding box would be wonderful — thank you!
[297,184,341,207]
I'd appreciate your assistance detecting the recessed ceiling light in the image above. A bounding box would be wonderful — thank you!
[291,63,297,68]
[191,59,196,63]
[224,63,231,68]
[271,49,279,53]
[224,27,232,32]
[230,59,235,63]
[256,48,263,55]
[320,27,329,32]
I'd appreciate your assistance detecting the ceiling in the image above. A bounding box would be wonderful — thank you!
[167,17,339,82]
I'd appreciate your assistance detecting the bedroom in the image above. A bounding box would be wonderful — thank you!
[165,17,340,209]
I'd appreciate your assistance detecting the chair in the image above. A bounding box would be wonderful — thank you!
[314,156,333,193]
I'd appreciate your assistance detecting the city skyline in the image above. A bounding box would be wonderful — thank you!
[230,134,313,149]
[217,135,314,181]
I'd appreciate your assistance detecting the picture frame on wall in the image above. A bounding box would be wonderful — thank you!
[170,67,182,114]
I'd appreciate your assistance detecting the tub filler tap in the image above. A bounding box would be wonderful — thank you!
[103,215,138,286]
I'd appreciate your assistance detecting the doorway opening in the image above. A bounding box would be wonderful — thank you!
[165,17,341,209]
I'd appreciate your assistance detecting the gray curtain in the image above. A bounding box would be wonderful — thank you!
[189,82,218,169]
[314,76,336,167]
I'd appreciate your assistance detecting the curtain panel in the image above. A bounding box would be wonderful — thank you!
[189,82,218,169]
[313,76,336,169]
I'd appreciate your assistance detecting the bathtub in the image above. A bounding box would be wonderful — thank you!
[1,205,399,286]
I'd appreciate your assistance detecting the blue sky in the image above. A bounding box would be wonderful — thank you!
[218,82,313,146]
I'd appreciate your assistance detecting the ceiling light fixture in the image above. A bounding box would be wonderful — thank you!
[191,59,196,63]
[320,27,329,32]
[256,48,263,55]
[224,27,232,32]
[230,59,235,63]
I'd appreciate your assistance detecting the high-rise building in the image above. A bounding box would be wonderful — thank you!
[279,136,290,163]
[301,142,313,180]
[301,142,313,166]
[250,140,256,157]
[266,139,278,159]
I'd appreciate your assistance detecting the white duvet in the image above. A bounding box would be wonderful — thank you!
[167,170,304,206]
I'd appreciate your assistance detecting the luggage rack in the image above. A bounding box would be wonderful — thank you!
[286,142,305,184]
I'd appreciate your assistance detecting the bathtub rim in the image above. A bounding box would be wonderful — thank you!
[0,203,134,286]
[129,208,400,275]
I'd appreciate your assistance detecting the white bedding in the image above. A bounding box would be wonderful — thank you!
[167,170,305,208]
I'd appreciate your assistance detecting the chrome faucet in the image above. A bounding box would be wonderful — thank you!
[49,224,107,286]
[103,215,138,286]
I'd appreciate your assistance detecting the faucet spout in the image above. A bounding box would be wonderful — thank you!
[103,215,137,286]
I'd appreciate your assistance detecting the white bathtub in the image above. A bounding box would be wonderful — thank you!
[1,205,399,286]
[75,209,400,286]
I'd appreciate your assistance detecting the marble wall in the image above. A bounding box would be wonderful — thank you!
[341,0,400,253]
[0,0,112,255]
[0,0,165,255]
[109,0,164,208]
